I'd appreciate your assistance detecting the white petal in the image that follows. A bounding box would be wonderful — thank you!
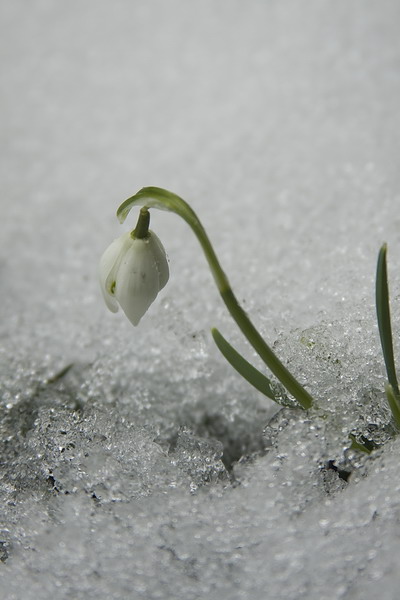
[148,231,169,290]
[114,238,161,326]
[98,232,131,313]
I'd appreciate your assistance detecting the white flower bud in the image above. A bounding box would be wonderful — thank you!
[99,231,169,326]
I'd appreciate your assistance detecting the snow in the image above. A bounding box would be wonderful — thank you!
[1,0,400,598]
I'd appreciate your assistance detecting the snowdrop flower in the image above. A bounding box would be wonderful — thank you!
[114,186,314,410]
[99,208,169,326]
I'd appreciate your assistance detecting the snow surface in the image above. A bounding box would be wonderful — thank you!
[1,0,400,598]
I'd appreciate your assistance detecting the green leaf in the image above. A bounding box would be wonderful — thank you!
[211,327,276,401]
[385,384,400,430]
[376,243,399,396]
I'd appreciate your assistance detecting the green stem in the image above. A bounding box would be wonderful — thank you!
[117,186,314,409]
[219,288,313,408]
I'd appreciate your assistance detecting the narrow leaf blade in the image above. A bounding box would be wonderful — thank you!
[376,243,399,395]
[211,327,277,401]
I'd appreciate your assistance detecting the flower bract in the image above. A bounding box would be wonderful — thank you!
[99,231,169,326]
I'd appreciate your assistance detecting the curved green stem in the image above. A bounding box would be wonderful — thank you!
[117,186,314,409]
